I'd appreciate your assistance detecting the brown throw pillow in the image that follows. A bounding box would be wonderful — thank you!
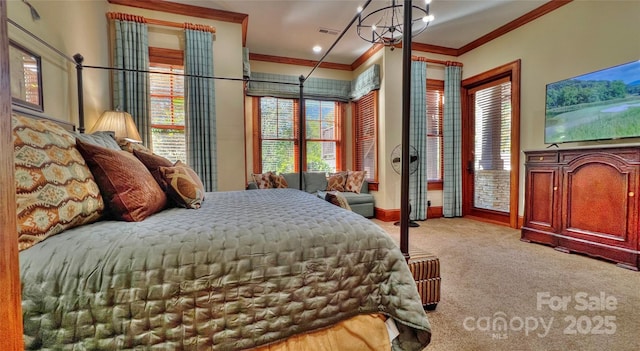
[345,170,366,194]
[159,161,205,209]
[133,149,174,190]
[76,139,168,221]
[252,172,274,189]
[325,191,352,211]
[13,114,104,251]
[270,173,289,189]
[327,171,348,191]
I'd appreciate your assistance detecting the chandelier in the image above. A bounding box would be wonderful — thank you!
[357,0,434,48]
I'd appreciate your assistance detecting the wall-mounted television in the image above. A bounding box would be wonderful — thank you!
[545,60,640,144]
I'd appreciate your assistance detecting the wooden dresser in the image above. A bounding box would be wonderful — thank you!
[522,146,639,270]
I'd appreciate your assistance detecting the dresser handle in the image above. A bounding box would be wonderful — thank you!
[539,156,544,160]
[630,192,635,197]
[553,186,557,191]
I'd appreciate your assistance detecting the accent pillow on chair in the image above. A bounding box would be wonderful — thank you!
[270,173,289,189]
[252,172,274,189]
[325,191,352,211]
[327,171,348,191]
[345,170,366,194]
[304,172,328,193]
[76,139,168,221]
[13,114,104,251]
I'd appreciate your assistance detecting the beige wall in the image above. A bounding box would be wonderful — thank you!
[7,0,110,126]
[459,0,640,215]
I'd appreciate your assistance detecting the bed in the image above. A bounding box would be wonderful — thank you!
[19,176,431,350]
[14,112,430,351]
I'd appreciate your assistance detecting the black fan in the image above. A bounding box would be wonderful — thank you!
[390,144,420,227]
[391,144,419,175]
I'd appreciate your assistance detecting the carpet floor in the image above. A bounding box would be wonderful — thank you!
[372,218,640,351]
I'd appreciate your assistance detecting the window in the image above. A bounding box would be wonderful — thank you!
[353,90,378,182]
[255,97,344,174]
[149,48,185,163]
[426,80,444,183]
[305,100,342,172]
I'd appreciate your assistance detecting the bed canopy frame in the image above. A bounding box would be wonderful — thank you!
[9,0,417,261]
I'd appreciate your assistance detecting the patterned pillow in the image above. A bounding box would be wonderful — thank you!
[76,139,168,222]
[270,173,289,189]
[116,137,152,154]
[13,114,104,251]
[252,172,273,189]
[159,161,205,209]
[345,170,366,194]
[133,149,174,190]
[325,191,352,211]
[327,171,348,191]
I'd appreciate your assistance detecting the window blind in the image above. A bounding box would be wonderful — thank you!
[354,91,377,181]
[474,80,512,172]
[426,81,444,181]
[149,64,186,163]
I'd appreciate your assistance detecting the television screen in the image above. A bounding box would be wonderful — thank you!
[545,60,640,144]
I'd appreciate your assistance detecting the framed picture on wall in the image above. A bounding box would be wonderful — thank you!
[9,40,43,112]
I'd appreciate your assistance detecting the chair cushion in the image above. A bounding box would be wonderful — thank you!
[304,172,328,193]
[282,172,302,189]
[340,191,375,205]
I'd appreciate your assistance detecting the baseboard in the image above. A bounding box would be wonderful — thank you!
[375,206,443,222]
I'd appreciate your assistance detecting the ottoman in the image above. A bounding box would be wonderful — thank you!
[407,250,441,311]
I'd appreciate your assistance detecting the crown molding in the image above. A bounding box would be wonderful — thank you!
[249,53,351,71]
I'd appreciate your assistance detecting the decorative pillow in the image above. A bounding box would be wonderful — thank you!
[76,139,168,222]
[345,170,366,194]
[270,173,289,189]
[74,131,120,150]
[327,171,348,191]
[13,114,104,251]
[159,161,205,209]
[133,149,174,190]
[252,172,274,189]
[116,137,152,154]
[325,191,352,211]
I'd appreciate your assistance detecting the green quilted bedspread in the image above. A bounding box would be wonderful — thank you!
[20,189,431,350]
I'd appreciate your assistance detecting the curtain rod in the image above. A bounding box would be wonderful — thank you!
[107,12,216,33]
[82,64,298,85]
[412,55,463,67]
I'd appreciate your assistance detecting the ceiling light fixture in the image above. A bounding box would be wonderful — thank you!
[313,45,322,53]
[357,0,434,49]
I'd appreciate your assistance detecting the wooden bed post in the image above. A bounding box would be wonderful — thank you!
[73,53,85,133]
[0,0,24,348]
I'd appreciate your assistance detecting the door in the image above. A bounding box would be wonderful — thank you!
[462,61,520,227]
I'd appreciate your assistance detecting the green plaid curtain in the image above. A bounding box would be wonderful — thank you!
[247,72,351,102]
[443,65,463,217]
[112,19,150,145]
[185,28,217,191]
[410,61,428,220]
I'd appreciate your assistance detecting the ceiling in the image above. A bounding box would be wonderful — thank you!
[172,0,551,65]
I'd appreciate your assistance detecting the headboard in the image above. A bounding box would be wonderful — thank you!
[11,106,75,132]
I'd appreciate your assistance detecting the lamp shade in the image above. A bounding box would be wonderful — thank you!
[91,110,142,142]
